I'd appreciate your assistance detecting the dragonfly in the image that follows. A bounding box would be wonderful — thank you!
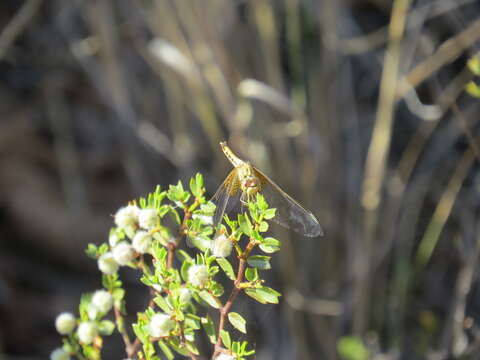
[211,141,323,237]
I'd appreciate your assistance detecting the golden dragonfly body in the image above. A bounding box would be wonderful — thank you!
[212,142,323,237]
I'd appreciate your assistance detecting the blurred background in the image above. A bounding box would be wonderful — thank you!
[1,0,480,359]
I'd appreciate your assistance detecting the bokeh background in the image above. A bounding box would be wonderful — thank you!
[2,0,480,359]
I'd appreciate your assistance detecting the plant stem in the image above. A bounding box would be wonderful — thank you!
[114,305,134,357]
[213,239,257,357]
[167,197,200,268]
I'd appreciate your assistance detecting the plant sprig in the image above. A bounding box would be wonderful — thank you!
[51,173,282,360]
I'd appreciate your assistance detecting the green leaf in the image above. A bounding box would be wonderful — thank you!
[337,336,369,360]
[224,215,238,232]
[167,181,190,203]
[468,56,480,76]
[85,244,98,259]
[245,267,258,282]
[98,320,115,335]
[247,255,271,270]
[176,249,193,263]
[152,243,168,263]
[158,204,170,217]
[210,282,224,297]
[190,173,204,198]
[258,221,269,232]
[158,340,175,360]
[256,193,269,211]
[112,288,125,307]
[228,312,247,334]
[238,214,253,236]
[466,81,480,98]
[154,295,173,313]
[169,208,182,225]
[216,258,236,280]
[198,290,220,309]
[185,314,201,330]
[188,234,211,252]
[259,237,281,253]
[220,330,232,349]
[186,341,200,355]
[245,286,280,304]
[168,338,190,356]
[132,323,146,343]
[263,208,276,220]
[181,261,192,282]
[201,315,217,344]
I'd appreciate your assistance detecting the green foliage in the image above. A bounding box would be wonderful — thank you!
[228,312,247,333]
[52,173,282,359]
[337,336,369,360]
[466,55,480,98]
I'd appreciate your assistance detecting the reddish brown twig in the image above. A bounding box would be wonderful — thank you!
[213,240,257,358]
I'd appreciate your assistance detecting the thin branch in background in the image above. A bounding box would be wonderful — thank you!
[451,102,480,162]
[415,147,476,270]
[340,0,477,55]
[396,18,480,100]
[358,0,412,334]
[0,0,43,59]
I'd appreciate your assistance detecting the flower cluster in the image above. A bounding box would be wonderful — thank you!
[52,174,281,360]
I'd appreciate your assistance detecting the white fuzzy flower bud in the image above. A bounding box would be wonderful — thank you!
[188,264,208,287]
[50,348,70,360]
[215,353,235,360]
[212,234,232,258]
[109,233,120,247]
[178,288,191,304]
[77,321,98,344]
[132,231,152,254]
[91,290,114,313]
[87,306,98,320]
[149,313,175,337]
[138,208,158,230]
[192,214,213,225]
[98,252,119,274]
[55,312,76,335]
[114,205,139,228]
[112,242,135,265]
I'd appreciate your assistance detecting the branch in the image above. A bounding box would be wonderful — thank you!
[167,197,200,268]
[213,239,257,358]
[113,305,134,357]
[0,0,43,59]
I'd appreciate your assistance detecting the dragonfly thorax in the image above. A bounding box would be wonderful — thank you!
[237,163,261,197]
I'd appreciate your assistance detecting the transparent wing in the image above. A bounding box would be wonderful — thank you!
[210,169,242,229]
[254,168,323,237]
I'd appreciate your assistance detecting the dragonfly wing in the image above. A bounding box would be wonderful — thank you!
[254,168,323,237]
[211,169,242,228]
